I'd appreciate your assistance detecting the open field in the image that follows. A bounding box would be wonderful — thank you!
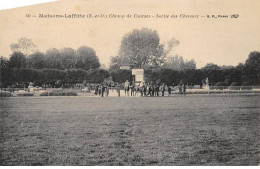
[0,95,260,165]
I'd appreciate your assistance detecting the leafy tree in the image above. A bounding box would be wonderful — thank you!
[164,55,196,71]
[223,67,242,85]
[200,63,221,85]
[9,52,26,69]
[162,38,180,58]
[110,29,180,71]
[0,57,11,87]
[158,38,180,67]
[220,65,235,69]
[184,59,196,70]
[60,48,76,69]
[109,56,121,71]
[10,37,37,56]
[201,63,220,70]
[166,55,184,70]
[243,51,260,85]
[0,57,9,69]
[118,28,162,68]
[75,46,100,70]
[27,52,46,69]
[45,48,62,69]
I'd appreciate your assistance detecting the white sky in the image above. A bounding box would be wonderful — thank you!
[0,0,260,68]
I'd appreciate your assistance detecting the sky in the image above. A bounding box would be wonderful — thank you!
[0,0,260,68]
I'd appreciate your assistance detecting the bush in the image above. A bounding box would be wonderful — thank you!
[0,91,11,97]
[39,90,77,96]
[17,92,34,96]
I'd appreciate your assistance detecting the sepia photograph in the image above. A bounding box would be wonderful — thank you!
[0,0,260,166]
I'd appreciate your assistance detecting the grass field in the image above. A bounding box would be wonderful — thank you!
[0,95,259,165]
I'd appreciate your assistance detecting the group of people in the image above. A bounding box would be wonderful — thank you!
[93,83,120,97]
[89,80,187,97]
[123,80,186,97]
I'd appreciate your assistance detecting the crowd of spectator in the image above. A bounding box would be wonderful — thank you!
[86,80,187,97]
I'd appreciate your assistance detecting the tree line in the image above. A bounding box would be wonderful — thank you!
[109,52,260,87]
[8,47,100,70]
[1,29,260,88]
[0,38,109,88]
[109,28,260,86]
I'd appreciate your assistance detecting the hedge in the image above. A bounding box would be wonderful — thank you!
[40,90,77,96]
[17,92,34,96]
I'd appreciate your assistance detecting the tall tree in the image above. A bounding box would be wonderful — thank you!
[164,55,196,71]
[118,28,161,68]
[9,52,26,69]
[75,46,100,70]
[201,63,223,85]
[0,57,10,87]
[27,52,46,69]
[184,59,196,70]
[243,51,260,84]
[109,56,121,71]
[60,47,76,69]
[45,48,62,69]
[10,37,37,56]
[161,37,180,62]
[110,28,180,70]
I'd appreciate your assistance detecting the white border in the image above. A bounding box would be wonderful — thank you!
[0,0,56,11]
